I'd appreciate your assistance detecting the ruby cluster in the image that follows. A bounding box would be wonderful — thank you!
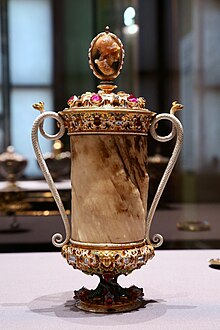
[90,94,102,103]
[67,95,77,106]
[127,94,138,103]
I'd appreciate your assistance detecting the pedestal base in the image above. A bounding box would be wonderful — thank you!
[74,274,146,313]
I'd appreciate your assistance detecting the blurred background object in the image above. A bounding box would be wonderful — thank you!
[43,140,71,181]
[148,147,170,208]
[0,146,27,190]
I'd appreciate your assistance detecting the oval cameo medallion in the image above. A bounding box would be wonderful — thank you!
[88,27,124,81]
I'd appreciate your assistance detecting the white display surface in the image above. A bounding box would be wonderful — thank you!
[0,250,220,329]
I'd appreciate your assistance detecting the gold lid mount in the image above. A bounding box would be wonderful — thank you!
[59,27,156,135]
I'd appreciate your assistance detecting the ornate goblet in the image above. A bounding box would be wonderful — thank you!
[32,27,183,313]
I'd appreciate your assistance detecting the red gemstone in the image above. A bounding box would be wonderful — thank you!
[90,94,102,103]
[67,95,77,105]
[127,94,138,103]
[106,298,113,307]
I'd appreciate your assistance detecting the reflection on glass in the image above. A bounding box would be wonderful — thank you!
[0,20,1,85]
[0,94,1,113]
[8,0,52,85]
[180,0,220,174]
[123,6,139,35]
[124,6,136,26]
[11,88,53,176]
[0,5,2,151]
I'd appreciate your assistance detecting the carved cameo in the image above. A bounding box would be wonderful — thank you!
[89,28,124,81]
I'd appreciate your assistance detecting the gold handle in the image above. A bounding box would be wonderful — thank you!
[146,106,183,248]
[31,110,71,247]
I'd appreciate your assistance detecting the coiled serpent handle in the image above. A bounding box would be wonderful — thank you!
[146,102,183,248]
[32,103,71,247]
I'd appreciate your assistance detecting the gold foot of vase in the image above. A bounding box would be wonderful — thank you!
[74,274,146,313]
[62,241,154,313]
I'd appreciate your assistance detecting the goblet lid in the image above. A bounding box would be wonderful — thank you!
[58,27,156,136]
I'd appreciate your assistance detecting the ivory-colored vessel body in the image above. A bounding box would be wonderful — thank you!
[70,135,149,243]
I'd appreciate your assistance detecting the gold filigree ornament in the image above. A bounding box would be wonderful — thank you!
[31,27,184,313]
[62,241,155,276]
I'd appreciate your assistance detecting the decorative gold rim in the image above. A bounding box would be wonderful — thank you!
[69,239,146,250]
[59,110,154,136]
[75,297,145,313]
[61,108,154,115]
[62,241,154,276]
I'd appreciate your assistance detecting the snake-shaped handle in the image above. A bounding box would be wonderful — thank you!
[31,108,71,248]
[146,105,183,248]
